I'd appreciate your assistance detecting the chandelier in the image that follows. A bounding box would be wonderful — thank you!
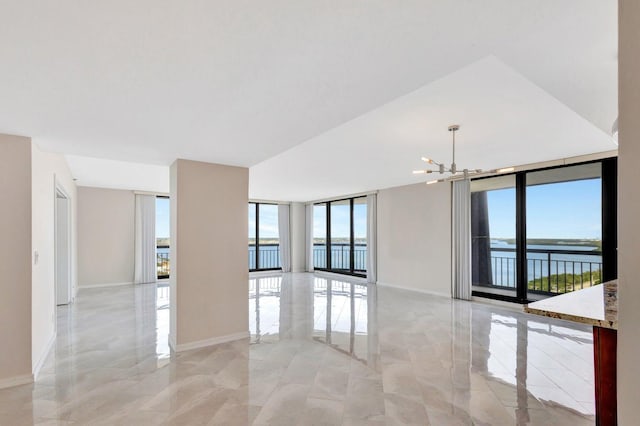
[413,124,514,184]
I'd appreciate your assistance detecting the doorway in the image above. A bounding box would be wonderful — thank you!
[55,188,71,305]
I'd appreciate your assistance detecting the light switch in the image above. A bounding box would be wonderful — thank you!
[34,251,39,265]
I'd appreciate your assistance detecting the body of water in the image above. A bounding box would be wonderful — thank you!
[487,241,602,288]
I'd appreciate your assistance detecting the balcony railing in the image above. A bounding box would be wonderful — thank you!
[157,245,170,279]
[313,243,367,272]
[249,243,281,270]
[480,247,602,295]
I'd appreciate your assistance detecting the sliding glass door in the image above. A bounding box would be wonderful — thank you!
[526,163,602,299]
[249,203,281,271]
[471,159,616,303]
[471,175,517,299]
[314,197,367,277]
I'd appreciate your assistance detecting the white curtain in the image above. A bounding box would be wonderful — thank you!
[366,194,377,284]
[278,204,291,272]
[452,180,472,300]
[305,204,314,272]
[134,194,157,284]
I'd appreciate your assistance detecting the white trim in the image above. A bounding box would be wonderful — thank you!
[377,281,452,299]
[471,296,523,312]
[78,281,134,289]
[249,270,283,278]
[134,190,169,197]
[32,332,56,381]
[0,374,33,390]
[314,270,368,284]
[170,331,249,353]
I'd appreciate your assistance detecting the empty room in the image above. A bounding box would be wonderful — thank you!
[1,1,639,425]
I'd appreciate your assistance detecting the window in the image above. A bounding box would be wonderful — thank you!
[526,163,602,297]
[313,197,367,277]
[471,175,517,298]
[249,203,281,271]
[470,159,616,303]
[156,196,170,279]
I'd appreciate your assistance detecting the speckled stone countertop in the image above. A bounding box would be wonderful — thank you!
[525,280,618,330]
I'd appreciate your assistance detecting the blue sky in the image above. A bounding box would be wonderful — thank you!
[156,200,367,240]
[487,178,601,239]
[156,197,170,238]
[314,202,366,239]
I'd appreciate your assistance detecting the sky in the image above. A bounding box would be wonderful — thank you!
[313,202,367,239]
[156,199,367,241]
[156,197,170,238]
[487,178,601,239]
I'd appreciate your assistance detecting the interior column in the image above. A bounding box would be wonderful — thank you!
[169,159,249,351]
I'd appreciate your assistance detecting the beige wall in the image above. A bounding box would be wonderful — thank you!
[618,1,639,422]
[170,159,249,349]
[290,202,306,272]
[377,181,452,296]
[0,134,32,386]
[77,187,135,286]
[31,144,77,376]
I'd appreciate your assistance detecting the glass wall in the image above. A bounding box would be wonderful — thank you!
[526,163,602,297]
[471,175,517,298]
[471,159,614,303]
[330,199,351,273]
[314,197,367,277]
[313,203,327,269]
[156,196,170,279]
[249,203,281,271]
[353,197,367,274]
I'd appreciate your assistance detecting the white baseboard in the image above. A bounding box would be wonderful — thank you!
[32,332,56,381]
[377,281,452,299]
[170,331,249,353]
[79,281,134,289]
[0,374,33,390]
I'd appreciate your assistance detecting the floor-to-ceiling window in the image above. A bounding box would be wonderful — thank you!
[313,197,367,277]
[471,159,616,303]
[249,202,281,271]
[471,175,517,299]
[156,196,170,279]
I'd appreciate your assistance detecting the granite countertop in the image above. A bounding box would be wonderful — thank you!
[524,280,618,330]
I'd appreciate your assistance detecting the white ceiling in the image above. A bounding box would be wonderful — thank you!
[0,1,617,199]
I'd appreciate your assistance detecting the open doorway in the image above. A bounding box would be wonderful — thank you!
[55,187,71,305]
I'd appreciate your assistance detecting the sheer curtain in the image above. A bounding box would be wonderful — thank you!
[366,194,377,284]
[134,194,157,284]
[305,204,314,272]
[452,180,472,300]
[278,204,291,272]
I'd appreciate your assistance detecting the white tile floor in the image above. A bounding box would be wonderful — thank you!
[0,273,596,425]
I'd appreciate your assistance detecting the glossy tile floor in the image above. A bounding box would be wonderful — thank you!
[0,273,596,425]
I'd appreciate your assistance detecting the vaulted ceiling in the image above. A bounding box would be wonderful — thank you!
[0,1,617,199]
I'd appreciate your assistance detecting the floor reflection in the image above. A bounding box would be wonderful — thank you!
[0,273,596,425]
[250,275,377,364]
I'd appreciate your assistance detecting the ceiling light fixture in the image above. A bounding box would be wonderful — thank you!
[414,124,507,183]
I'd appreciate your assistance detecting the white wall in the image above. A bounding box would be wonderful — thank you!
[170,159,249,350]
[618,1,639,423]
[31,144,77,377]
[77,187,135,286]
[0,134,32,387]
[377,181,452,297]
[290,202,306,272]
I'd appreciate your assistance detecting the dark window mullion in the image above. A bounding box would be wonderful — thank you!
[350,199,355,274]
[326,202,331,270]
[255,203,260,270]
[516,173,527,302]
